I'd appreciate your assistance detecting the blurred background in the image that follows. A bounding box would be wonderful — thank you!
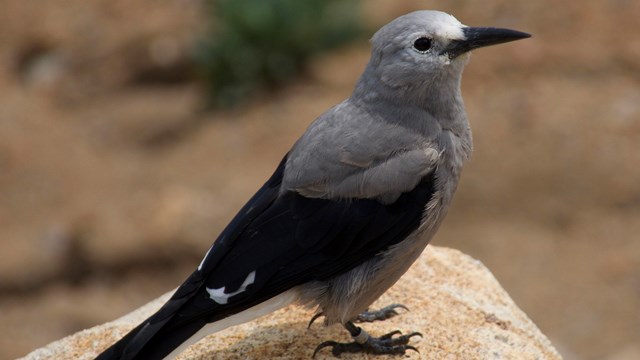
[1,0,639,359]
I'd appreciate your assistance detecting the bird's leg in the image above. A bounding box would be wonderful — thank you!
[355,303,409,323]
[312,321,422,358]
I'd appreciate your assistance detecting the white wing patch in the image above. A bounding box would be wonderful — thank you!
[206,271,256,305]
[197,247,212,271]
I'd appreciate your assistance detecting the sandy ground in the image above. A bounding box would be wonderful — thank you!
[0,1,639,359]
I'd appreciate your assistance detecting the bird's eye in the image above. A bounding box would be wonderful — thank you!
[413,37,432,52]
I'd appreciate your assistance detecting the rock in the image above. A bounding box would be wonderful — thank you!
[20,247,562,359]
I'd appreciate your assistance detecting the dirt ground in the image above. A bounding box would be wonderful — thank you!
[0,1,639,359]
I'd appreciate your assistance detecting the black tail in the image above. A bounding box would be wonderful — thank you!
[96,271,207,360]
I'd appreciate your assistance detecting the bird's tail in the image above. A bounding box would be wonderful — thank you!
[95,271,208,360]
[96,270,298,360]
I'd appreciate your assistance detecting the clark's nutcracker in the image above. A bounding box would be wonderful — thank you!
[97,10,529,359]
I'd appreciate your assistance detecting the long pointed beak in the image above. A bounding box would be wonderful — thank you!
[445,27,531,59]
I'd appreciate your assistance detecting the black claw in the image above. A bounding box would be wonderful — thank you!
[380,330,402,340]
[405,345,420,354]
[312,340,337,358]
[308,312,325,329]
[386,331,422,346]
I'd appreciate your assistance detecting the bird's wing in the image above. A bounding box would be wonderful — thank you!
[181,104,441,327]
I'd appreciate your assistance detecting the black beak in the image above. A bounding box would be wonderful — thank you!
[445,27,531,59]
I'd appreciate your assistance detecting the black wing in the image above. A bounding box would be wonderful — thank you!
[97,154,435,359]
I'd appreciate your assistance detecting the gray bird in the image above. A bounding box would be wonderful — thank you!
[96,10,529,359]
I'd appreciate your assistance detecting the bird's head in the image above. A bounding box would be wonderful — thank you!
[368,10,530,89]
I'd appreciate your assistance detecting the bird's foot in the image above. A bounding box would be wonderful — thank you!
[313,330,422,358]
[308,304,409,329]
[355,304,409,323]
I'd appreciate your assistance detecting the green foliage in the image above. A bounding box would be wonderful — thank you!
[195,0,363,108]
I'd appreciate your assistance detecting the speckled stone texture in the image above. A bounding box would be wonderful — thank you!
[20,246,562,360]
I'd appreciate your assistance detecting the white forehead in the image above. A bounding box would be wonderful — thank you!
[373,10,466,46]
[419,11,465,39]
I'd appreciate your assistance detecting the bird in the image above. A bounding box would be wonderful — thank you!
[96,10,530,359]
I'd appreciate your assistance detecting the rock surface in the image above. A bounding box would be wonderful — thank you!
[20,247,562,360]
